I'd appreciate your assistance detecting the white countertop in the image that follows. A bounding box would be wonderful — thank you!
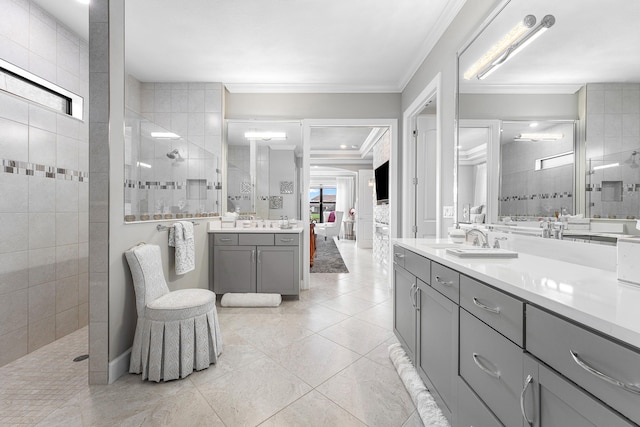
[393,238,640,351]
[207,223,304,233]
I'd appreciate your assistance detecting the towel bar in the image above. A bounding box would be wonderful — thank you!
[156,221,200,231]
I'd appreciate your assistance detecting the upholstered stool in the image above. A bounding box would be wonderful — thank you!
[125,243,222,382]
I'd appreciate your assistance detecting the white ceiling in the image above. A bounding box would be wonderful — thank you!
[459,0,640,94]
[34,0,466,93]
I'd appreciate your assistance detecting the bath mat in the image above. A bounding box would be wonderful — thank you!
[311,237,349,273]
[388,343,450,427]
[220,293,282,307]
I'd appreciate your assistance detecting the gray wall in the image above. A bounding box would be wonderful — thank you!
[460,93,579,120]
[226,92,401,121]
[400,0,502,236]
[0,0,89,367]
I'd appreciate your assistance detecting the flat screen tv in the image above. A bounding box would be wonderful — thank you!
[374,161,389,204]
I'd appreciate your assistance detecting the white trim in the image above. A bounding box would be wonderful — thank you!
[108,348,131,384]
[225,83,403,94]
[398,0,467,91]
[402,73,442,238]
[460,84,582,95]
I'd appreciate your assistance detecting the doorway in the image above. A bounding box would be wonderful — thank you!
[402,74,442,238]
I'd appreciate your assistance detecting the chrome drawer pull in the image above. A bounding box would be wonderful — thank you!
[472,297,501,314]
[569,350,640,395]
[520,374,534,426]
[394,252,405,259]
[472,353,501,379]
[251,249,255,263]
[434,275,453,287]
[219,238,232,242]
[409,283,417,308]
[280,238,294,242]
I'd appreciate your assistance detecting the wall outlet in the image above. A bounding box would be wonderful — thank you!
[442,206,455,218]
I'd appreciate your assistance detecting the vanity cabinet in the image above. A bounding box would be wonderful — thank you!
[526,305,640,425]
[522,354,634,427]
[210,232,301,296]
[392,245,456,423]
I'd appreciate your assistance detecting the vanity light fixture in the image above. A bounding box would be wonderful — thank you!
[77,0,90,4]
[515,133,563,142]
[368,178,375,187]
[593,162,620,171]
[151,132,181,139]
[244,131,287,141]
[464,14,555,80]
[529,122,539,128]
[340,144,347,149]
[136,162,151,168]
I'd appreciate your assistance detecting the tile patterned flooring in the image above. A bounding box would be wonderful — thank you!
[0,239,423,427]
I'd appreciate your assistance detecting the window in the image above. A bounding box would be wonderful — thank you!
[309,187,336,222]
[0,58,83,120]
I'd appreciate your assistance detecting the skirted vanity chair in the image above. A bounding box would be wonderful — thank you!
[315,211,344,240]
[125,243,222,382]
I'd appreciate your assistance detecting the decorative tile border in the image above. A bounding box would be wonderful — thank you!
[124,180,218,190]
[2,159,88,182]
[498,192,572,202]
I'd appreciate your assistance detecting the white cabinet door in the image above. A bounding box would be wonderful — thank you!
[357,169,374,248]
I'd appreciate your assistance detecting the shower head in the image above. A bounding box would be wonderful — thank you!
[166,149,182,159]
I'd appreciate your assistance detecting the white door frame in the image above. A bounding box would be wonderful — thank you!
[402,73,442,238]
[302,118,398,290]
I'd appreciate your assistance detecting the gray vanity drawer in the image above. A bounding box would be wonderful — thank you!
[392,245,405,268]
[526,305,640,425]
[213,234,238,245]
[460,308,523,427]
[460,275,523,347]
[431,262,459,303]
[239,233,274,246]
[274,234,299,246]
[457,377,503,427]
[404,249,430,284]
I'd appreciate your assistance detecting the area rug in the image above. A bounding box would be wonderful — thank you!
[311,237,349,273]
[388,343,450,427]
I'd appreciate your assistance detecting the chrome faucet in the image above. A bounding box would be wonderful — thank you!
[493,236,508,248]
[539,218,552,238]
[465,228,489,248]
[552,221,565,239]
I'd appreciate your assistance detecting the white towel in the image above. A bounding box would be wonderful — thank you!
[168,221,195,275]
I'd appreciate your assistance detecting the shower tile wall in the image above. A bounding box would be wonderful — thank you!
[586,83,640,218]
[0,0,89,367]
[125,78,223,217]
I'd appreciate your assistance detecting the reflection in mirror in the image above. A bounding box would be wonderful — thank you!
[456,0,640,224]
[226,121,302,220]
[124,109,220,221]
[499,120,574,220]
[458,127,488,224]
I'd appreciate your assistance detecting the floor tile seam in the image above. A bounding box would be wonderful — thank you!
[312,378,372,427]
[314,331,374,357]
[187,376,228,427]
[253,388,317,426]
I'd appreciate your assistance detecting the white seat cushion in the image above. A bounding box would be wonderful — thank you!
[145,288,216,321]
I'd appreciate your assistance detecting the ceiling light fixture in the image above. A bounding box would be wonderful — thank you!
[593,163,620,171]
[340,144,347,149]
[464,14,555,80]
[514,133,564,142]
[244,131,287,141]
[151,131,181,139]
[529,122,539,128]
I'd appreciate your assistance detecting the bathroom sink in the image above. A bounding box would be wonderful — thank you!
[445,247,518,258]
[425,242,464,249]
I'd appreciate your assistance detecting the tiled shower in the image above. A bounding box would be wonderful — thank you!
[0,0,89,367]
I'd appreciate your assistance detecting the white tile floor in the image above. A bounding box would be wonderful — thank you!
[0,239,423,427]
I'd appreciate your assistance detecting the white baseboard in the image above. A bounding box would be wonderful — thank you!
[108,347,131,384]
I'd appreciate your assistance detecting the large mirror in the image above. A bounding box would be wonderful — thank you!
[225,120,302,220]
[456,0,640,225]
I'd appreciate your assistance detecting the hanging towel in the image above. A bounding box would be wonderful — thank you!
[168,221,195,275]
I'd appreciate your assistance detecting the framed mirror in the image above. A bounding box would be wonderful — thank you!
[456,0,640,225]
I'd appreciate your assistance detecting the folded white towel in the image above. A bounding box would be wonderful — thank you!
[168,221,195,275]
[221,293,282,307]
